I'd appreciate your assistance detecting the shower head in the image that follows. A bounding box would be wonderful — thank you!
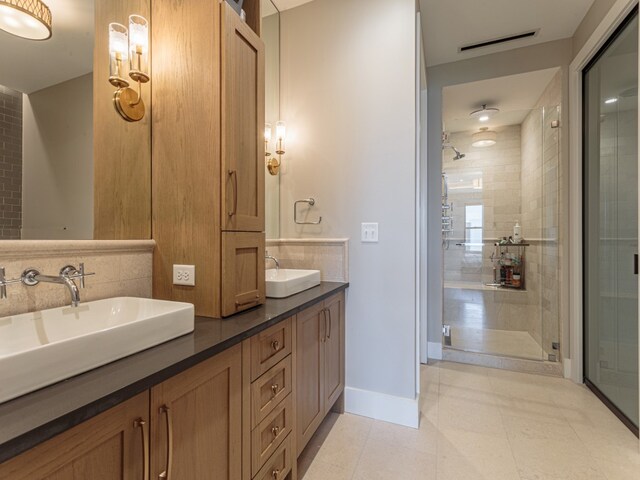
[452,147,466,160]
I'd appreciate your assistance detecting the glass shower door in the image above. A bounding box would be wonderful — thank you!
[583,8,639,431]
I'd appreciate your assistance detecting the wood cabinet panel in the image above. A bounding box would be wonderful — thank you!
[151,0,222,317]
[221,2,265,232]
[0,393,149,480]
[222,232,266,317]
[251,356,292,428]
[254,434,292,480]
[250,317,292,381]
[94,0,151,239]
[150,345,243,480]
[295,302,325,455]
[251,394,293,476]
[323,292,345,412]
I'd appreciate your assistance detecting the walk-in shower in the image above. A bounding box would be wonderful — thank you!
[441,69,563,367]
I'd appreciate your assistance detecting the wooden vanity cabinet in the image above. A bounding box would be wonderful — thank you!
[150,344,243,480]
[295,292,346,455]
[0,392,150,480]
[152,0,266,318]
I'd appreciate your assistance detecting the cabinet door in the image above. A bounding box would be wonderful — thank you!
[150,345,243,480]
[0,393,149,480]
[221,1,265,232]
[295,303,325,455]
[323,292,345,412]
[222,231,266,316]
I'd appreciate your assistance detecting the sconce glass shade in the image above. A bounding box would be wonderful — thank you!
[109,23,129,88]
[0,0,52,40]
[472,128,497,148]
[128,15,149,83]
[275,121,286,140]
[264,123,272,142]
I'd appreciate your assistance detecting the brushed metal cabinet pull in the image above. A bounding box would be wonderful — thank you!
[272,469,280,479]
[134,418,149,480]
[271,340,280,351]
[271,383,279,397]
[327,307,332,340]
[228,170,238,217]
[271,425,280,437]
[321,308,327,343]
[159,405,173,480]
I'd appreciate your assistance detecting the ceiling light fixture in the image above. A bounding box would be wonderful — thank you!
[604,98,618,104]
[472,127,497,148]
[0,0,52,40]
[470,104,500,122]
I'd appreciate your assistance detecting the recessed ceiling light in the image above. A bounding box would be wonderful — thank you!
[605,98,618,104]
[479,115,490,122]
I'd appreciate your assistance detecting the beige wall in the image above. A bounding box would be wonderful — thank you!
[22,74,93,240]
[573,0,619,57]
[280,0,418,401]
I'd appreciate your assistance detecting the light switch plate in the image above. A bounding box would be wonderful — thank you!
[361,223,379,243]
[173,265,195,286]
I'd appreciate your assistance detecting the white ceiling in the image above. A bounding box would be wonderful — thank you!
[420,0,595,67]
[443,67,559,133]
[272,0,315,12]
[0,0,94,94]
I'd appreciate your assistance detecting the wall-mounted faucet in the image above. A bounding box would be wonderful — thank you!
[0,263,94,307]
[265,251,280,271]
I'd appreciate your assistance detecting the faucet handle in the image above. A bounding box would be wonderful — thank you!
[0,267,22,299]
[60,263,95,289]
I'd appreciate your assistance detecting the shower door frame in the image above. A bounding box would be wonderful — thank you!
[568,0,640,440]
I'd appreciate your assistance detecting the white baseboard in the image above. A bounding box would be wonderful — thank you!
[427,341,442,360]
[344,387,419,428]
[563,358,572,379]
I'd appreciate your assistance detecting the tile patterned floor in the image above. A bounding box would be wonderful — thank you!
[300,362,640,480]
[450,326,544,359]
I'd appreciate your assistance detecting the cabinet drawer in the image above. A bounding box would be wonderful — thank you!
[251,394,293,477]
[252,356,292,427]
[250,317,292,381]
[254,434,292,480]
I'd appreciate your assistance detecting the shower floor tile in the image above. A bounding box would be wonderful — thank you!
[450,326,544,359]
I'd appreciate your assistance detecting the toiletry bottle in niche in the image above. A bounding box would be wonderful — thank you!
[514,222,522,244]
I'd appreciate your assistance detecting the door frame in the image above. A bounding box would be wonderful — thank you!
[568,0,639,384]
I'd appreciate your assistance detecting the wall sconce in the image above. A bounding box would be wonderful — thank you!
[108,15,150,122]
[266,121,286,175]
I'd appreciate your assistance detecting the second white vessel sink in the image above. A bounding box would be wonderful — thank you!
[266,269,321,298]
[0,297,194,404]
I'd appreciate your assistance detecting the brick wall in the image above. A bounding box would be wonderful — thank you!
[0,85,22,239]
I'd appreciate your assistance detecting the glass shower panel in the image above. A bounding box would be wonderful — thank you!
[584,9,639,429]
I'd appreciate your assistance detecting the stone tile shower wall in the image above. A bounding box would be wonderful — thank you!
[443,125,522,285]
[0,85,22,240]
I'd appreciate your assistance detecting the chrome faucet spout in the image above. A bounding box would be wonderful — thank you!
[21,265,91,308]
[265,252,280,271]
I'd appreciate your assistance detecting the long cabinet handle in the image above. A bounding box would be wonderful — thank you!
[134,418,149,480]
[320,308,327,343]
[228,170,238,217]
[159,405,173,480]
[327,307,332,340]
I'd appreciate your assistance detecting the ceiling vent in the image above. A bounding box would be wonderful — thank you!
[459,30,539,53]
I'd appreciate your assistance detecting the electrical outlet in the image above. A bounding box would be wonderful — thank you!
[361,222,379,243]
[173,265,195,286]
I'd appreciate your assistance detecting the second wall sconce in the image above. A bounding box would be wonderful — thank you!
[265,121,286,175]
[108,15,150,122]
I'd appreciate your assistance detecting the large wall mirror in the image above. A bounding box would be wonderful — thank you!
[262,0,280,239]
[0,0,95,240]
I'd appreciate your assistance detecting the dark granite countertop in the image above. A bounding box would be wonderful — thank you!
[0,282,348,464]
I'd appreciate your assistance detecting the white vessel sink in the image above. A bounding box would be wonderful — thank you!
[0,297,194,404]
[266,269,321,298]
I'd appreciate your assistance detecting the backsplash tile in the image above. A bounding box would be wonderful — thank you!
[0,240,154,317]
[266,238,349,282]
